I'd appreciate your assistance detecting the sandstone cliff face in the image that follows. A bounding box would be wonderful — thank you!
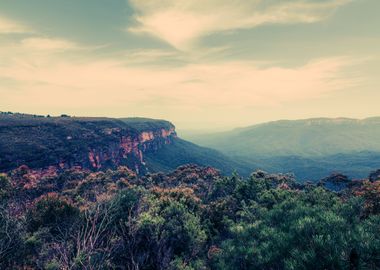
[83,126,177,174]
[0,115,177,174]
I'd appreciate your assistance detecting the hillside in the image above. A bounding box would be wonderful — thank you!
[0,113,250,176]
[185,117,380,157]
[144,138,251,175]
[184,117,380,180]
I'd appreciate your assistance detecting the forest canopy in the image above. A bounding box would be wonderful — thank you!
[0,165,379,269]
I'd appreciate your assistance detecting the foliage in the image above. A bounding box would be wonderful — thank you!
[120,117,175,132]
[26,193,80,235]
[1,165,380,269]
[0,173,12,201]
[0,206,23,268]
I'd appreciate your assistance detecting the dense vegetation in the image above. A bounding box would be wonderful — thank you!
[0,113,138,171]
[239,151,380,180]
[120,117,175,132]
[1,165,379,269]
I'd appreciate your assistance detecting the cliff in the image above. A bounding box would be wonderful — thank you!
[0,114,250,176]
[0,114,177,174]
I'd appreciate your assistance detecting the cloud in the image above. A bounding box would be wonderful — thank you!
[0,16,30,33]
[21,37,79,51]
[122,46,232,65]
[0,40,359,124]
[128,0,350,49]
[123,49,181,64]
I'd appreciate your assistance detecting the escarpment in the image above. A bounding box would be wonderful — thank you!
[84,123,177,174]
[0,114,177,174]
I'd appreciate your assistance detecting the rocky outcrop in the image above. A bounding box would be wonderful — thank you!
[81,125,177,174]
[0,115,177,175]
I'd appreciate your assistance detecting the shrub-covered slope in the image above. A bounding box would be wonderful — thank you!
[0,165,379,269]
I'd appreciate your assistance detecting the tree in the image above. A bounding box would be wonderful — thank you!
[0,174,12,202]
[0,207,23,268]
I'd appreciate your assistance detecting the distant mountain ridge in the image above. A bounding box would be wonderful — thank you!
[184,117,380,180]
[187,117,380,157]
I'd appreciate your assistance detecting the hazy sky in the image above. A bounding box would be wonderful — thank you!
[0,0,379,130]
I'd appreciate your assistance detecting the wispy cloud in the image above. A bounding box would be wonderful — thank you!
[0,10,363,128]
[0,15,30,34]
[0,38,359,123]
[0,3,372,129]
[21,37,79,51]
[123,49,181,64]
[128,0,350,50]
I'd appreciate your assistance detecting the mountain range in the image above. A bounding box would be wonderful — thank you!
[183,117,380,156]
[182,117,380,180]
[1,113,379,181]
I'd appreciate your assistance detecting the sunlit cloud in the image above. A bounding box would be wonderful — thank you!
[21,37,79,51]
[0,39,359,123]
[128,0,350,50]
[122,46,232,65]
[1,1,376,129]
[123,49,181,64]
[0,15,30,33]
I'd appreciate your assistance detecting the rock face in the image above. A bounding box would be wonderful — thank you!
[83,124,176,174]
[0,115,176,175]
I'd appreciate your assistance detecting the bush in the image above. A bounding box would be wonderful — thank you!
[26,193,80,234]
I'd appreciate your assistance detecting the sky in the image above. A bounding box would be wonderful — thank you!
[0,0,379,131]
